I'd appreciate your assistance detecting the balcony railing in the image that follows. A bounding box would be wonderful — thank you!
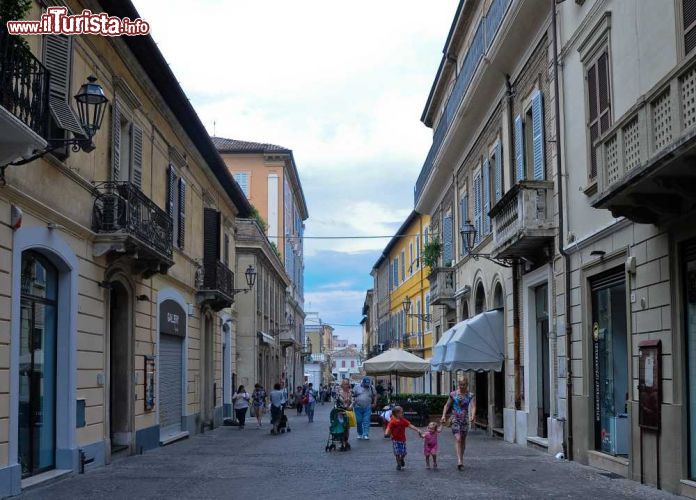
[428,267,456,309]
[414,0,511,205]
[92,181,173,275]
[490,180,555,260]
[0,29,49,138]
[592,53,696,223]
[201,260,234,299]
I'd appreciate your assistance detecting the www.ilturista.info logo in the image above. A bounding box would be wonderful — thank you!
[6,7,150,36]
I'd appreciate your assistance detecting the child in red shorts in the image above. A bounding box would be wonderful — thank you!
[385,406,422,470]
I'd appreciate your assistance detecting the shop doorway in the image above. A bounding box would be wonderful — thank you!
[534,283,550,438]
[474,283,488,427]
[591,270,629,457]
[18,251,58,478]
[683,239,696,478]
[493,284,505,430]
[109,280,133,454]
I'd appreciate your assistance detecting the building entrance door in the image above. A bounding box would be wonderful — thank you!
[684,239,696,478]
[535,283,550,438]
[109,281,133,454]
[18,251,58,478]
[591,270,628,457]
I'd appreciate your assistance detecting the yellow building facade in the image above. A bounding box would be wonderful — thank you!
[383,212,432,394]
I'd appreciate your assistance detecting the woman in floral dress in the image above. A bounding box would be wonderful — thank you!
[335,379,354,451]
[441,378,476,470]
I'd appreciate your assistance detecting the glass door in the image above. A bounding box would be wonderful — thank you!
[591,270,628,456]
[535,283,550,438]
[18,252,58,477]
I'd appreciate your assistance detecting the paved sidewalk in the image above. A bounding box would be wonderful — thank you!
[20,404,679,499]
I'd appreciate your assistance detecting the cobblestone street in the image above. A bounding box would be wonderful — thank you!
[20,405,678,500]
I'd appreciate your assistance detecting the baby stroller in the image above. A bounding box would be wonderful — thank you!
[325,408,347,452]
[271,404,291,435]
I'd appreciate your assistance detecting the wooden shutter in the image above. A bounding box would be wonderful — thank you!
[494,142,503,201]
[587,52,611,180]
[532,90,545,180]
[459,194,468,256]
[44,35,83,135]
[177,177,186,249]
[203,208,221,267]
[224,233,230,267]
[474,173,482,244]
[131,125,143,188]
[111,101,121,181]
[514,115,525,182]
[684,0,696,54]
[166,164,176,217]
[482,159,491,234]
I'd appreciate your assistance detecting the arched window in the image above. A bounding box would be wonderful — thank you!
[493,282,504,309]
[475,282,486,315]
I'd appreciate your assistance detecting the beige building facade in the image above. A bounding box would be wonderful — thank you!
[214,138,308,393]
[0,1,250,495]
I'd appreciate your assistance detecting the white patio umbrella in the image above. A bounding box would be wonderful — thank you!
[363,348,430,393]
[430,322,464,372]
[443,309,505,372]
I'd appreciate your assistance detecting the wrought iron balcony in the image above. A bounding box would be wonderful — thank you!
[92,181,174,277]
[414,0,511,206]
[0,29,49,165]
[592,53,696,224]
[428,267,456,310]
[490,180,555,260]
[196,260,235,312]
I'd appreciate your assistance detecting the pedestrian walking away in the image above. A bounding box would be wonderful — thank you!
[385,406,422,470]
[335,379,354,451]
[269,383,285,434]
[232,385,251,429]
[352,376,377,439]
[304,382,317,422]
[294,386,304,415]
[422,422,443,469]
[441,379,476,470]
[251,383,267,428]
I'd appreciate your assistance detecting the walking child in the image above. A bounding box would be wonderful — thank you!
[384,406,422,470]
[422,421,442,469]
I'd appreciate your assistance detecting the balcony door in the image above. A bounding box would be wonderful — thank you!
[18,252,58,478]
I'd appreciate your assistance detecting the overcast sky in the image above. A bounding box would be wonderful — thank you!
[134,0,458,345]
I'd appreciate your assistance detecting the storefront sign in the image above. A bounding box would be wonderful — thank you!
[160,300,186,337]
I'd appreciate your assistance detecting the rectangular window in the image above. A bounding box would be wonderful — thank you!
[342,360,346,368]
[473,172,482,245]
[409,242,414,275]
[351,360,355,368]
[416,233,421,269]
[492,141,503,202]
[233,172,251,197]
[443,212,453,265]
[586,51,611,182]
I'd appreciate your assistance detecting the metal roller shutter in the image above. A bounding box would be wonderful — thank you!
[159,333,183,438]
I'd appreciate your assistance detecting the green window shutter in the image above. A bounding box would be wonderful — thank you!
[514,114,524,182]
[132,125,143,188]
[474,173,482,244]
[532,90,545,180]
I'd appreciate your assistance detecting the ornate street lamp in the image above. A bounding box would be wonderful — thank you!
[244,265,257,288]
[2,75,108,185]
[401,294,431,323]
[460,220,514,268]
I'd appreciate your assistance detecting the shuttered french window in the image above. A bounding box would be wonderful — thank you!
[531,90,545,180]
[514,115,525,182]
[586,51,611,181]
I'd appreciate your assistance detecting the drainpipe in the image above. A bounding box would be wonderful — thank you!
[506,74,522,411]
[552,0,573,461]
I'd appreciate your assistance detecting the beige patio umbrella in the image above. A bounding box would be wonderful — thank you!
[362,348,430,393]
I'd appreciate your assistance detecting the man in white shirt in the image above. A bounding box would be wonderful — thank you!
[352,377,377,439]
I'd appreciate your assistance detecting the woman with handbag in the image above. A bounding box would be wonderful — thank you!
[441,378,476,470]
[335,379,354,451]
[232,385,251,430]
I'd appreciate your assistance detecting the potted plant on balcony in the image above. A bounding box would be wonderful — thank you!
[422,237,441,277]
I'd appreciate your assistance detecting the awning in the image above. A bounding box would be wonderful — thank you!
[362,348,430,377]
[431,309,504,372]
[257,331,275,345]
